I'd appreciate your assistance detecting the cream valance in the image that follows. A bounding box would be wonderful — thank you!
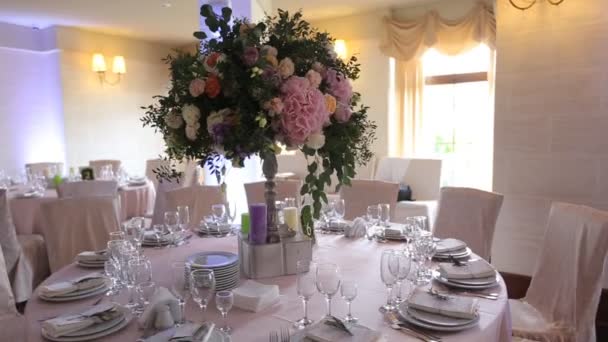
[380,1,496,61]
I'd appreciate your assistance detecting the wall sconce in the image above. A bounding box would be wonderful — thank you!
[509,0,564,10]
[334,39,348,60]
[92,53,126,85]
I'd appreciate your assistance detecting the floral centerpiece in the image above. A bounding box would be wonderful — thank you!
[142,5,376,241]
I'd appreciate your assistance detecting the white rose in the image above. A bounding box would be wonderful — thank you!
[278,57,295,79]
[306,69,322,88]
[164,109,184,129]
[261,45,278,57]
[305,132,326,150]
[206,110,224,134]
[185,122,200,141]
[182,104,201,126]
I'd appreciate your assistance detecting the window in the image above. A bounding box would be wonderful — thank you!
[419,44,493,190]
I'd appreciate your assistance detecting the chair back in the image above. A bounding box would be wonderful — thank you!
[89,160,122,178]
[151,179,182,226]
[41,196,120,272]
[355,156,377,180]
[0,243,17,315]
[244,180,302,207]
[525,202,608,342]
[374,157,442,200]
[145,159,171,190]
[340,180,400,221]
[276,152,308,180]
[57,180,118,198]
[166,185,224,228]
[433,187,503,260]
[25,162,63,177]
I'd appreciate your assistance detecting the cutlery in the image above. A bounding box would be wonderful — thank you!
[280,327,290,342]
[432,288,499,300]
[386,311,442,341]
[388,322,439,342]
[269,331,278,342]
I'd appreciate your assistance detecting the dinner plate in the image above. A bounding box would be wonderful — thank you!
[42,306,132,341]
[187,251,239,269]
[40,283,108,302]
[433,273,500,290]
[447,275,498,286]
[77,261,105,269]
[406,307,475,327]
[434,247,472,260]
[398,305,480,332]
[64,310,126,337]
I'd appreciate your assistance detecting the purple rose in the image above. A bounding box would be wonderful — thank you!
[243,47,259,66]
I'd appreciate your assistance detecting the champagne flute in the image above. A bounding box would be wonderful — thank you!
[190,269,215,316]
[365,205,380,240]
[215,291,234,334]
[333,199,345,224]
[316,263,341,318]
[294,260,316,329]
[170,262,189,325]
[380,250,398,312]
[379,203,391,227]
[389,252,412,304]
[164,211,180,247]
[177,206,190,231]
[341,281,358,323]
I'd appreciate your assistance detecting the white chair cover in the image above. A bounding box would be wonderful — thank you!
[0,237,17,315]
[0,243,25,341]
[57,180,118,198]
[165,186,224,229]
[244,180,302,207]
[374,157,442,200]
[354,156,377,180]
[89,159,122,178]
[181,160,199,187]
[0,189,34,303]
[145,159,171,190]
[433,187,503,260]
[25,162,64,176]
[151,179,182,226]
[41,196,120,272]
[340,180,400,221]
[511,202,608,342]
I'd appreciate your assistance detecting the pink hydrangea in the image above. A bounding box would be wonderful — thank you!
[325,68,353,102]
[279,77,328,145]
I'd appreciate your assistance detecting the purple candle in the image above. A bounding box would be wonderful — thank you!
[249,203,267,244]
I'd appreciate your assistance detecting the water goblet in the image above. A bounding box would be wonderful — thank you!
[170,262,189,325]
[124,223,144,254]
[380,249,399,312]
[211,204,226,224]
[190,269,215,316]
[389,252,412,304]
[341,281,358,323]
[379,203,391,228]
[164,211,180,247]
[365,205,380,240]
[333,199,345,224]
[414,231,434,284]
[177,205,190,233]
[136,281,156,308]
[316,263,341,318]
[128,258,152,313]
[215,291,234,334]
[104,260,119,297]
[109,231,126,241]
[294,260,316,329]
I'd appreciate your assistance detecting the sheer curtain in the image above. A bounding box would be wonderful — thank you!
[381,1,496,157]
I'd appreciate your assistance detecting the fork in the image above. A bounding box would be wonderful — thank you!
[280,327,290,342]
[269,331,278,342]
[386,311,442,341]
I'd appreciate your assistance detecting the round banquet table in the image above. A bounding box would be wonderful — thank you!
[24,235,512,342]
[8,182,155,235]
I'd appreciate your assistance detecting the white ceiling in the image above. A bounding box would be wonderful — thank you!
[0,0,428,44]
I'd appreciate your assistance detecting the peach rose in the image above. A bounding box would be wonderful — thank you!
[265,55,278,67]
[278,57,295,79]
[188,78,206,97]
[325,94,337,114]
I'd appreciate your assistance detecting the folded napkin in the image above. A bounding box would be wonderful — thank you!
[41,303,120,338]
[439,259,496,280]
[144,231,172,242]
[344,218,366,238]
[145,322,216,342]
[436,238,467,254]
[408,288,478,320]
[139,286,183,330]
[384,227,403,237]
[305,318,382,342]
[40,273,106,298]
[233,280,280,312]
[76,250,109,263]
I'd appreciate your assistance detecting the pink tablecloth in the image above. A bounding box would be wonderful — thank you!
[24,235,511,342]
[118,182,156,219]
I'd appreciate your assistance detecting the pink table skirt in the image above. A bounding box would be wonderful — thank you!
[24,235,511,342]
[118,181,156,219]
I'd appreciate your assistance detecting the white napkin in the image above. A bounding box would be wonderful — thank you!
[76,250,109,263]
[407,288,478,320]
[384,227,402,237]
[305,318,382,342]
[41,303,120,338]
[436,238,467,254]
[139,287,183,330]
[233,280,280,312]
[439,259,496,280]
[40,273,106,298]
[145,323,216,342]
[344,218,366,238]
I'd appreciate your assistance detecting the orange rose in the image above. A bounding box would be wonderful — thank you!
[325,94,337,114]
[265,55,278,67]
[205,74,221,98]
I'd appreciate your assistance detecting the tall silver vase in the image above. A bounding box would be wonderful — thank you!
[262,152,280,244]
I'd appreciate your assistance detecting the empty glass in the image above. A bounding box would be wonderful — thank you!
[284,197,297,208]
[164,211,180,247]
[123,223,144,253]
[414,231,436,284]
[109,231,126,241]
[136,281,156,308]
[333,199,345,223]
[379,203,391,227]
[107,239,129,266]
[294,260,316,329]
[104,260,119,296]
[380,250,399,312]
[128,258,152,313]
[211,204,227,224]
[365,205,380,240]
[403,217,421,255]
[316,263,341,318]
[190,269,216,315]
[215,291,234,334]
[411,215,429,232]
[170,262,189,325]
[389,252,412,304]
[177,206,190,232]
[341,281,358,323]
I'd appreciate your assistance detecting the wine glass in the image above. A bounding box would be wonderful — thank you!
[284,197,297,208]
[109,231,126,241]
[123,223,144,254]
[365,205,380,240]
[107,239,128,266]
[211,204,226,224]
[403,217,420,255]
[177,206,190,232]
[414,231,435,284]
[379,203,391,227]
[128,258,152,313]
[164,211,180,247]
[170,262,189,325]
[412,215,429,232]
[294,260,316,329]
[190,269,215,316]
[215,291,234,334]
[316,263,341,318]
[136,281,156,308]
[104,260,119,297]
[380,250,398,312]
[389,252,412,304]
[333,199,345,224]
[341,281,358,323]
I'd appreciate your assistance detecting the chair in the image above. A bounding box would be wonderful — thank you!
[0,244,25,340]
[374,157,442,228]
[354,156,377,180]
[339,180,400,221]
[25,162,63,176]
[89,159,122,178]
[433,187,503,260]
[244,180,302,207]
[510,202,608,342]
[180,159,200,187]
[145,159,171,191]
[41,196,120,272]
[165,185,224,229]
[151,179,182,226]
[0,189,48,303]
[57,180,118,198]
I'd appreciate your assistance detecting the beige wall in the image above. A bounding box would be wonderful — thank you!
[492,0,608,283]
[55,27,172,175]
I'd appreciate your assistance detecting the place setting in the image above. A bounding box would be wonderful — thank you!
[38,272,109,302]
[195,203,238,238]
[75,250,109,269]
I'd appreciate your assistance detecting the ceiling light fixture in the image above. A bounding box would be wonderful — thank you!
[509,0,564,11]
